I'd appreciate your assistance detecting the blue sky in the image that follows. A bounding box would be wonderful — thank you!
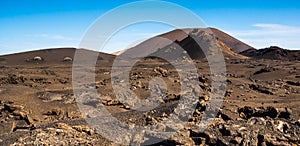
[0,0,300,55]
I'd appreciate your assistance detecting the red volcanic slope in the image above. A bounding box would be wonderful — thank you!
[209,28,253,53]
[119,28,251,59]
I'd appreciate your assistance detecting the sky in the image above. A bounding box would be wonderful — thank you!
[0,0,300,55]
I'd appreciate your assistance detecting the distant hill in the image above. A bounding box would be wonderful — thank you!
[241,46,300,61]
[0,48,115,65]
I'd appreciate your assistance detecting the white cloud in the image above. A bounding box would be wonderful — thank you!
[253,23,290,29]
[240,37,300,49]
[228,23,300,37]
[226,23,300,49]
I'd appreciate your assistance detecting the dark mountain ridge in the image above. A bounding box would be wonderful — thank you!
[241,46,300,61]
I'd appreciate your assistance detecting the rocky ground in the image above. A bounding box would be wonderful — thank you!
[0,56,299,145]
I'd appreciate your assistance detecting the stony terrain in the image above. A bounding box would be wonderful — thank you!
[0,28,300,145]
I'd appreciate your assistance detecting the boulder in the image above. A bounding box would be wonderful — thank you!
[253,66,276,75]
[250,84,274,95]
[33,56,43,61]
[0,122,15,136]
[154,67,168,77]
[238,106,278,119]
[63,56,73,62]
[4,103,25,112]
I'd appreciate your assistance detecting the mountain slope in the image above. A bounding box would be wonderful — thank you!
[118,28,250,60]
[209,28,254,53]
